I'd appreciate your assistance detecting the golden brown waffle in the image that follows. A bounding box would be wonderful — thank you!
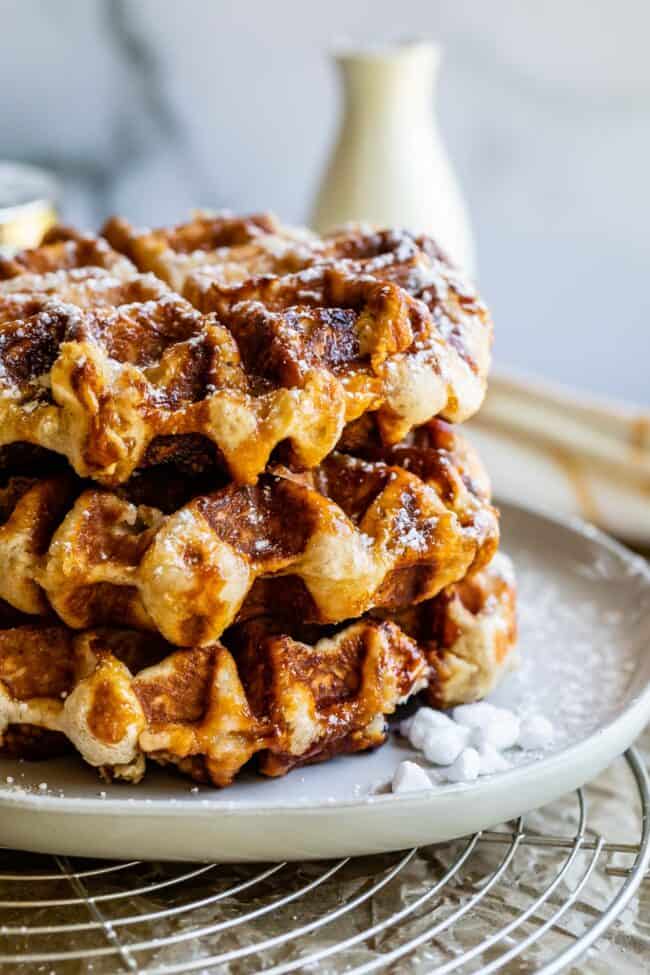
[103,211,323,291]
[0,617,427,787]
[0,269,170,323]
[0,226,172,324]
[184,222,491,430]
[0,474,78,614]
[0,290,347,485]
[386,552,518,708]
[0,217,492,485]
[0,225,134,280]
[115,215,491,430]
[0,214,514,793]
[0,422,497,645]
[0,275,444,487]
[0,557,516,787]
[239,420,498,628]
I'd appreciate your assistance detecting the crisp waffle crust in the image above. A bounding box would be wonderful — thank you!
[0,215,492,486]
[0,557,516,787]
[0,213,513,788]
[0,421,498,643]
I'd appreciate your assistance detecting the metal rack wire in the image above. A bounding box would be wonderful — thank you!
[0,748,648,974]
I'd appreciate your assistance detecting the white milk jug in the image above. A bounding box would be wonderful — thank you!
[311,42,475,275]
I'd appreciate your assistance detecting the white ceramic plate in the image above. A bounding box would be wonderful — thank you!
[0,502,649,863]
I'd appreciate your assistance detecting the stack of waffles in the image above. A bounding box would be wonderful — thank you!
[0,213,517,787]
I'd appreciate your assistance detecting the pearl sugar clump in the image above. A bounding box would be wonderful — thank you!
[422,726,468,766]
[391,760,432,794]
[401,708,460,749]
[518,714,554,750]
[392,701,554,790]
[445,747,481,783]
[452,702,521,751]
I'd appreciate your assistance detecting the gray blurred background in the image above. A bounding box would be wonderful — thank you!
[1,0,648,404]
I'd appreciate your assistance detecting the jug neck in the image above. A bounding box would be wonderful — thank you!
[335,42,440,115]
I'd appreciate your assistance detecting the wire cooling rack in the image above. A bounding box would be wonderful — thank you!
[0,748,648,975]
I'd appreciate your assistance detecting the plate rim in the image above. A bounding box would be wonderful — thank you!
[1,498,649,818]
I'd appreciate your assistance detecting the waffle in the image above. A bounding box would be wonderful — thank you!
[0,556,516,787]
[0,216,492,485]
[0,269,170,324]
[0,618,426,787]
[109,213,491,434]
[103,211,323,292]
[0,226,174,325]
[184,221,492,430]
[387,552,518,708]
[0,289,346,485]
[0,213,513,790]
[0,474,78,614]
[0,422,497,645]
[0,222,341,486]
[0,272,457,487]
[0,225,134,281]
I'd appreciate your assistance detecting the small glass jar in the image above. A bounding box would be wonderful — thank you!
[0,161,59,256]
